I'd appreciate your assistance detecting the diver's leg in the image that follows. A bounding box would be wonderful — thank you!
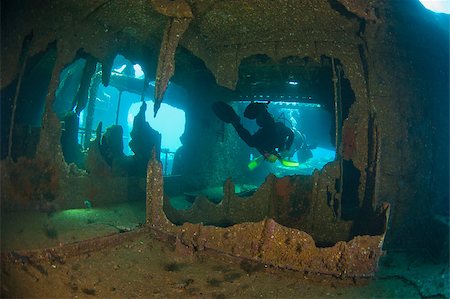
[212,101,256,147]
[212,101,240,124]
[233,122,255,147]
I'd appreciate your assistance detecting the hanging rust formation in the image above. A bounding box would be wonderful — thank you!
[101,56,114,87]
[153,0,193,116]
[83,68,102,149]
[154,18,192,116]
[72,56,97,115]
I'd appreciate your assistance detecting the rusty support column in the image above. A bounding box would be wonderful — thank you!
[115,90,123,125]
[146,146,178,235]
[146,148,164,226]
[332,57,344,219]
[83,69,101,149]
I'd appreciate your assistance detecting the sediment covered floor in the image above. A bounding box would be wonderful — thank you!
[1,200,448,298]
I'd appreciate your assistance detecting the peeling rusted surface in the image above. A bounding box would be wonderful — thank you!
[342,123,357,160]
[163,161,389,247]
[154,17,192,116]
[0,158,61,211]
[146,151,176,233]
[173,218,386,277]
[146,154,388,277]
[256,220,384,277]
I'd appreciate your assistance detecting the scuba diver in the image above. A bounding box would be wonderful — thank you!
[289,128,317,163]
[212,101,298,170]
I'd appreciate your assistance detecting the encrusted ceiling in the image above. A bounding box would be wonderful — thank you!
[184,0,360,47]
[1,0,372,95]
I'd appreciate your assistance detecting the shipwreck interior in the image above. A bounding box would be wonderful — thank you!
[1,0,449,298]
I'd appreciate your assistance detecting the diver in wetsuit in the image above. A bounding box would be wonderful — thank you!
[213,101,294,161]
[289,128,315,163]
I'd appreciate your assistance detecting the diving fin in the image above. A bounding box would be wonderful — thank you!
[248,155,264,171]
[212,101,240,124]
[248,155,299,170]
[280,159,299,167]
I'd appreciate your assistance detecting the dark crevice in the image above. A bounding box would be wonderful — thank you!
[358,20,366,37]
[357,44,370,96]
[331,3,369,53]
[363,113,378,211]
[329,59,355,148]
[341,159,361,220]
[1,41,57,161]
[351,114,385,236]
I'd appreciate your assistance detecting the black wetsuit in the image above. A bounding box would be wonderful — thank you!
[233,121,294,156]
[212,101,294,157]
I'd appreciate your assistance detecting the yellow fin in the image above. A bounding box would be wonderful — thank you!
[248,155,264,170]
[280,159,299,167]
